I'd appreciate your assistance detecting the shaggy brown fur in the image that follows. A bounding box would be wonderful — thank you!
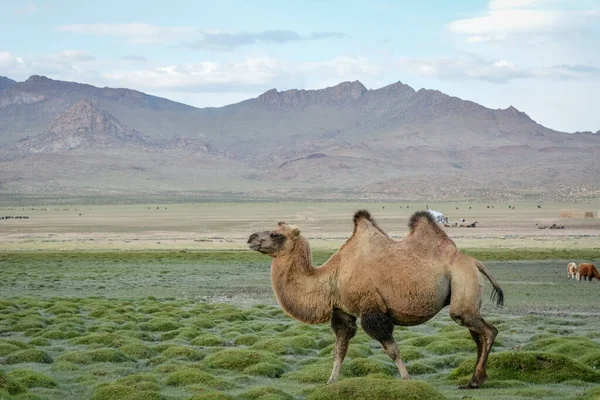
[247,209,503,389]
[577,263,600,281]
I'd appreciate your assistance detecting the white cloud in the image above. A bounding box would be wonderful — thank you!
[0,52,25,70]
[101,55,385,93]
[16,2,37,14]
[54,50,95,62]
[398,56,599,83]
[56,23,196,44]
[448,0,600,42]
[191,30,345,51]
[300,56,385,87]
[489,0,558,10]
[102,56,294,91]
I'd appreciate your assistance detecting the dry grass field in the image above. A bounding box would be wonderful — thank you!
[1,201,599,251]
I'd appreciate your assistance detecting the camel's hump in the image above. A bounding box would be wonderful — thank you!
[409,211,443,233]
[353,209,373,225]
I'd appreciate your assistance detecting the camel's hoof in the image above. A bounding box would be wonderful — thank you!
[400,375,412,380]
[326,379,337,385]
[458,384,478,390]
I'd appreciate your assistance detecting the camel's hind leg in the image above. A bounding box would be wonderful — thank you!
[360,313,410,380]
[327,310,357,384]
[449,259,498,388]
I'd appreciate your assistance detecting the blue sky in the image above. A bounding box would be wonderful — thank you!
[1,0,599,132]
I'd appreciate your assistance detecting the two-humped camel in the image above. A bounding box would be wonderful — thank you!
[248,210,503,389]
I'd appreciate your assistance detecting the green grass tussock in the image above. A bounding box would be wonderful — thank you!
[204,349,280,372]
[239,386,295,400]
[7,369,57,388]
[243,361,288,378]
[71,333,123,346]
[251,336,316,355]
[191,334,226,347]
[451,352,600,384]
[88,348,131,363]
[90,384,162,400]
[5,349,53,364]
[345,358,397,377]
[425,339,474,355]
[580,386,600,400]
[119,343,157,359]
[56,351,93,365]
[190,392,236,400]
[139,318,181,332]
[0,343,21,357]
[307,378,447,400]
[406,361,437,375]
[234,334,260,346]
[161,345,202,361]
[283,362,333,384]
[165,368,232,389]
[523,336,600,359]
[28,338,50,346]
[0,369,27,395]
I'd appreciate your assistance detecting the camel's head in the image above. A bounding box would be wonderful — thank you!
[247,221,301,257]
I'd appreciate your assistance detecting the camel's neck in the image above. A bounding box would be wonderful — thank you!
[271,237,334,324]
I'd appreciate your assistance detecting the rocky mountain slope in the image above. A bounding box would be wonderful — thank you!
[0,76,16,92]
[0,75,598,201]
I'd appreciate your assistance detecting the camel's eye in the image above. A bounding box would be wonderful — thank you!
[270,233,281,239]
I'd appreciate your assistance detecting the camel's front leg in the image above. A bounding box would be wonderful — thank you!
[361,313,410,380]
[327,310,357,384]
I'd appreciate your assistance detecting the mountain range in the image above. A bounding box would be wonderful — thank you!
[0,74,598,202]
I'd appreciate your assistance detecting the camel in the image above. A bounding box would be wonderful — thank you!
[247,210,503,389]
[577,263,600,281]
[567,262,578,279]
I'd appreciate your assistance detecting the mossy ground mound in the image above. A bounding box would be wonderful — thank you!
[283,362,333,383]
[165,368,232,389]
[191,334,226,347]
[90,384,161,400]
[0,343,21,356]
[56,351,93,365]
[190,392,236,400]
[451,351,600,384]
[161,345,202,361]
[252,336,316,355]
[88,348,131,363]
[307,378,447,400]
[243,361,288,378]
[5,349,53,364]
[7,369,57,388]
[523,336,600,359]
[239,386,295,400]
[0,369,27,395]
[119,343,156,359]
[345,358,397,377]
[204,349,280,372]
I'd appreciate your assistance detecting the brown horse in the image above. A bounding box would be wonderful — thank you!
[577,263,600,281]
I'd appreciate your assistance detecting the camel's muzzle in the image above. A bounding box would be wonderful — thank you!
[247,231,269,253]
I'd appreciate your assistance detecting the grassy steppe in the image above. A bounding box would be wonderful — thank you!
[1,250,600,399]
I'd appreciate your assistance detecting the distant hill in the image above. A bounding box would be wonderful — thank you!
[0,76,16,92]
[0,75,598,202]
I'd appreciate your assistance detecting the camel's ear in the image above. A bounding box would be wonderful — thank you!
[278,221,287,227]
[290,225,301,238]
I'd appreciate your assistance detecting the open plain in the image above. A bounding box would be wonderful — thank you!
[1,201,600,400]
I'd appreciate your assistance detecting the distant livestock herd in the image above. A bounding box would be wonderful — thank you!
[0,216,30,220]
[568,262,600,281]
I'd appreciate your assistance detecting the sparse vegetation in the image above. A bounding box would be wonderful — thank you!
[0,233,598,400]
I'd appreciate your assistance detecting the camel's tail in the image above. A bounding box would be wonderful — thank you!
[475,260,504,307]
